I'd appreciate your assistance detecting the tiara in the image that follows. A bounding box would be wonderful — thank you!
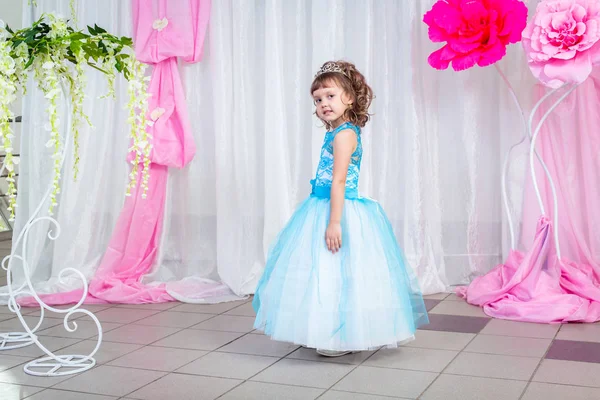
[315,62,348,78]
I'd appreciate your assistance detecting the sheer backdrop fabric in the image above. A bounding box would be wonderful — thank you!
[7,0,539,301]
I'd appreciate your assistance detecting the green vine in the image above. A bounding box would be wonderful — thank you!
[0,13,151,219]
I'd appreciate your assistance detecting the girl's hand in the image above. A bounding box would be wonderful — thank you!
[325,222,342,253]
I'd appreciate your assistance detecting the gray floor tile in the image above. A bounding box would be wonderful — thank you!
[533,359,600,387]
[406,330,475,351]
[522,382,600,400]
[133,311,213,328]
[169,301,248,315]
[420,374,526,400]
[0,336,81,358]
[115,302,181,311]
[0,364,72,388]
[464,334,551,358]
[59,339,143,364]
[54,365,165,397]
[556,322,600,342]
[26,389,117,400]
[319,390,408,399]
[251,359,354,389]
[152,329,243,351]
[0,382,43,399]
[365,347,457,372]
[429,301,488,318]
[480,319,559,339]
[93,308,160,324]
[219,333,298,357]
[224,302,256,317]
[333,366,437,398]
[109,346,207,371]
[190,315,256,333]
[420,314,489,334]
[101,324,180,345]
[0,354,28,373]
[545,340,600,363]
[445,352,539,380]
[127,372,241,400]
[287,347,374,365]
[219,381,324,400]
[39,320,122,340]
[177,351,277,379]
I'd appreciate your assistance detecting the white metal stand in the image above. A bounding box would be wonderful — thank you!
[0,80,103,376]
[496,64,578,259]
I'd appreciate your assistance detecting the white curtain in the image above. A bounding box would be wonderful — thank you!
[9,0,539,298]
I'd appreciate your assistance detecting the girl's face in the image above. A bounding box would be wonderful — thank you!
[312,81,352,128]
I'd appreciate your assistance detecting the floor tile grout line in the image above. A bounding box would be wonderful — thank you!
[322,388,410,399]
[12,305,184,396]
[21,385,127,399]
[214,344,302,399]
[8,299,249,346]
[10,299,574,400]
[95,301,254,397]
[0,292,251,396]
[314,353,373,399]
[87,301,246,358]
[518,321,563,400]
[415,321,484,400]
[114,302,262,399]
[1,335,90,391]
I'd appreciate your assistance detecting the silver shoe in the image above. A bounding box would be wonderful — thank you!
[316,349,353,357]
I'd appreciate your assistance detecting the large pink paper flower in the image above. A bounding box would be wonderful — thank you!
[424,0,528,71]
[523,0,600,88]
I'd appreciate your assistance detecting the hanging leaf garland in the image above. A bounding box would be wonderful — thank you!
[0,13,151,220]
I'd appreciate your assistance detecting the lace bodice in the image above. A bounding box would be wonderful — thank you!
[311,122,362,194]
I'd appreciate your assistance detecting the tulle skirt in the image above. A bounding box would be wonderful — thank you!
[253,194,429,351]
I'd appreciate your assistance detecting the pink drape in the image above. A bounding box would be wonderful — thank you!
[458,70,600,323]
[22,0,214,306]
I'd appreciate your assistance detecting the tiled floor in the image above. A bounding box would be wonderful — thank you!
[0,296,599,399]
[0,246,599,398]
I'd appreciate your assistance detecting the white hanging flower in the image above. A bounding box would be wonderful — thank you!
[137,140,148,150]
[150,107,165,121]
[2,12,153,216]
[0,20,7,40]
[152,17,169,31]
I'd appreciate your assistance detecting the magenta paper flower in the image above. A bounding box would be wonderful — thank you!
[423,0,528,71]
[522,0,600,88]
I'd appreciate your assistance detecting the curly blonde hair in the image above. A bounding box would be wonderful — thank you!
[310,60,374,129]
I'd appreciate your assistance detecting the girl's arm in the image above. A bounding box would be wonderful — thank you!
[326,129,357,253]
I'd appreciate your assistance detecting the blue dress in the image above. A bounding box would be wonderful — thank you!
[253,122,429,351]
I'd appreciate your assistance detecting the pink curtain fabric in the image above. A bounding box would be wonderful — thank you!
[458,71,600,323]
[21,0,213,306]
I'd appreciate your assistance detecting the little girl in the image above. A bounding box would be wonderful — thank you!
[253,61,428,356]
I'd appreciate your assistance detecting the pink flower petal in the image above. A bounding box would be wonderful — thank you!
[451,52,480,71]
[423,0,528,72]
[478,40,508,67]
[543,51,593,85]
[449,39,482,53]
[427,25,448,43]
[550,11,571,31]
[428,46,453,70]
[423,1,462,34]
[553,49,578,60]
[571,4,587,22]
